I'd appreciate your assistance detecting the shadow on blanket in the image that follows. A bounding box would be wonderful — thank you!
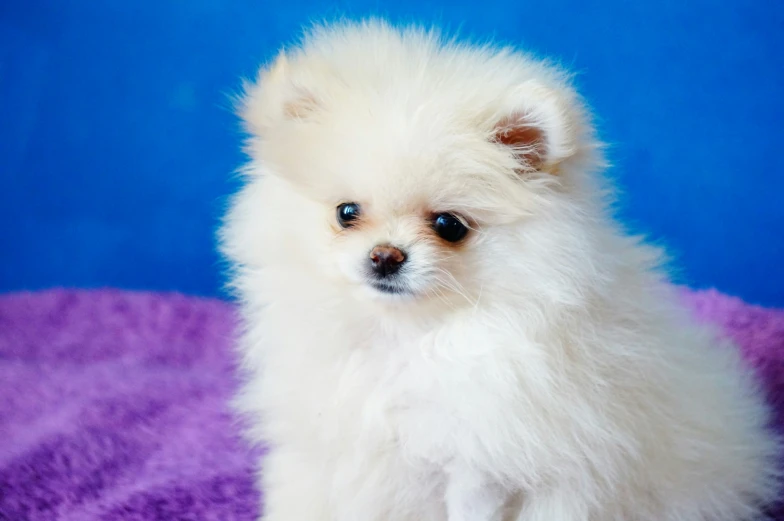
[0,289,782,520]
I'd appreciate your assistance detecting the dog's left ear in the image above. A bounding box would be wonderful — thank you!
[492,81,580,174]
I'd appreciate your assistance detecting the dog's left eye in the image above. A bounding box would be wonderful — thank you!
[337,203,361,228]
[432,213,469,243]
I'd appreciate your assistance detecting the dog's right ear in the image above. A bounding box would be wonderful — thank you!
[238,51,319,138]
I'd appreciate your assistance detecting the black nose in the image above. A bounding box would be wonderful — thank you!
[369,245,407,278]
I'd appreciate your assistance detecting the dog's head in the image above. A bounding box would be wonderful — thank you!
[223,21,604,311]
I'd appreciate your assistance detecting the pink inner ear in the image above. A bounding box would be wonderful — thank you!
[283,92,319,119]
[494,115,547,171]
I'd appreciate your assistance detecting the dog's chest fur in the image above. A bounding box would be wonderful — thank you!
[254,304,531,478]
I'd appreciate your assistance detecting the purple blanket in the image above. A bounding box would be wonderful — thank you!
[1,289,783,520]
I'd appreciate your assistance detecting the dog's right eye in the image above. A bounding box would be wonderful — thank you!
[337,203,361,228]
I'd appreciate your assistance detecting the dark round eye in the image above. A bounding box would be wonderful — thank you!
[337,203,361,228]
[432,213,469,243]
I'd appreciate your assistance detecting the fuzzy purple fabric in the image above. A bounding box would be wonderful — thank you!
[0,288,783,520]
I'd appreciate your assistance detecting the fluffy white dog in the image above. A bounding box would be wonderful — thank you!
[220,20,780,521]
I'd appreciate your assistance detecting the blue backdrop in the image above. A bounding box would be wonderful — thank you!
[1,1,782,306]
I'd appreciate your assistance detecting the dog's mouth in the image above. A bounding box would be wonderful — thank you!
[368,280,412,296]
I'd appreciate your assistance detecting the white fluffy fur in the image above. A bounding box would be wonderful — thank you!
[220,20,780,521]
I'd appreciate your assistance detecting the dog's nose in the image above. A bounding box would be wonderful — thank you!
[369,245,407,277]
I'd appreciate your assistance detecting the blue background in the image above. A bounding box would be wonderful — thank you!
[1,1,782,306]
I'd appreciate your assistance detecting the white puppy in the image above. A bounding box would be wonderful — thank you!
[220,20,780,521]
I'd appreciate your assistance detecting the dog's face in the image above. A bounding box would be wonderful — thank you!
[224,23,595,309]
[331,200,472,299]
[310,120,510,302]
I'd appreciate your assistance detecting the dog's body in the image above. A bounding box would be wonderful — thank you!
[221,21,780,521]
